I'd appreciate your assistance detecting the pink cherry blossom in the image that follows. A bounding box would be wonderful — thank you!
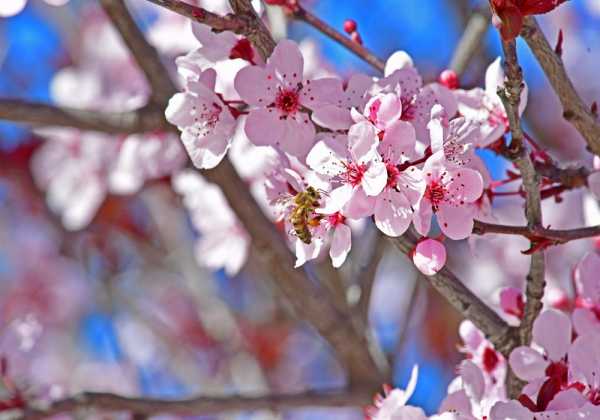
[234,39,337,158]
[454,57,528,147]
[310,73,372,130]
[366,366,426,420]
[573,251,600,334]
[412,238,447,276]
[370,64,447,144]
[372,120,425,236]
[172,170,249,275]
[509,309,572,410]
[306,122,387,216]
[166,69,238,169]
[413,151,484,240]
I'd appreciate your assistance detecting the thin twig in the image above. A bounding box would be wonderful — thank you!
[0,99,169,134]
[20,388,372,419]
[142,0,247,32]
[389,232,517,357]
[521,17,600,155]
[472,220,600,244]
[291,4,385,73]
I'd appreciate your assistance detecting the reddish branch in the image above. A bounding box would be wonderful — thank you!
[142,0,247,32]
[473,220,600,245]
[289,4,386,73]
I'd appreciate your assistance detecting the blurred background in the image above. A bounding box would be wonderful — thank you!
[0,0,599,418]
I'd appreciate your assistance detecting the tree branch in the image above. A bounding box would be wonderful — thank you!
[20,388,371,419]
[291,4,385,73]
[449,7,491,77]
[99,0,177,103]
[142,0,247,32]
[498,38,546,398]
[521,17,600,156]
[389,232,517,357]
[0,99,169,134]
[203,160,383,385]
[473,220,600,243]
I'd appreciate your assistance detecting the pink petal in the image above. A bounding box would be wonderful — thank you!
[430,83,458,118]
[165,93,195,127]
[343,187,375,219]
[348,121,379,163]
[575,251,600,302]
[412,238,446,276]
[365,93,403,130]
[427,104,447,153]
[532,309,572,361]
[317,184,353,214]
[267,39,304,88]
[568,333,600,387]
[484,57,504,99]
[311,105,353,130]
[244,108,285,147]
[412,200,433,237]
[181,130,231,170]
[437,203,476,240]
[300,77,343,110]
[572,307,600,336]
[374,190,413,237]
[198,68,217,91]
[361,160,387,196]
[439,390,472,417]
[278,114,316,158]
[459,360,485,402]
[489,401,533,420]
[306,138,346,177]
[384,50,414,76]
[234,65,277,106]
[294,237,322,267]
[546,389,588,411]
[509,346,548,381]
[380,120,417,159]
[458,320,484,351]
[446,168,484,203]
[330,224,351,268]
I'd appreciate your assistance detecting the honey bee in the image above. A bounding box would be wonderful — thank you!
[289,186,323,244]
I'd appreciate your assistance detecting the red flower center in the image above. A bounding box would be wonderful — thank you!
[328,212,346,226]
[275,88,300,114]
[482,347,500,373]
[368,98,381,124]
[424,180,446,212]
[385,161,400,188]
[400,97,416,121]
[343,161,367,186]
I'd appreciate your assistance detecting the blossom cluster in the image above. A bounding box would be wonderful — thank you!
[368,249,600,419]
[166,28,524,274]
